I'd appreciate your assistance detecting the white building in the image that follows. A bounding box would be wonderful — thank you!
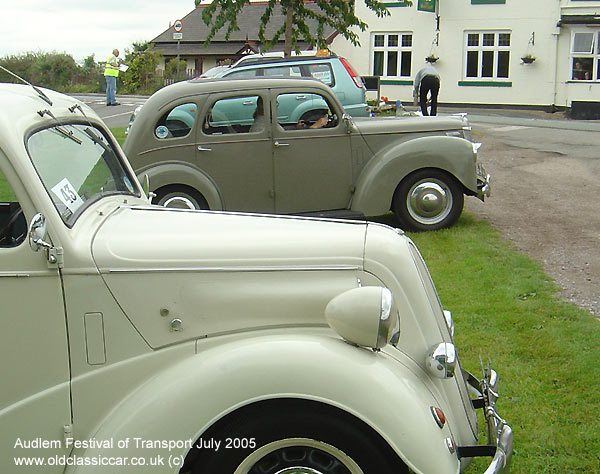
[331,0,600,114]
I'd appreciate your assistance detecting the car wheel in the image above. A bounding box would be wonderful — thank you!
[393,169,464,232]
[184,400,407,474]
[154,185,208,210]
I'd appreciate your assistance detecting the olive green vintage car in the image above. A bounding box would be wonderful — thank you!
[124,77,490,231]
[0,83,511,473]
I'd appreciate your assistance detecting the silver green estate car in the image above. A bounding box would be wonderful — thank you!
[124,77,491,232]
[0,82,511,473]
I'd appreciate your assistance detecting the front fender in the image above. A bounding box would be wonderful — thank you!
[136,162,223,210]
[352,136,477,216]
[69,333,460,473]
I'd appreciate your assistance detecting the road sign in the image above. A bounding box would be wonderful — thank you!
[417,0,436,13]
[174,19,183,32]
[173,32,183,40]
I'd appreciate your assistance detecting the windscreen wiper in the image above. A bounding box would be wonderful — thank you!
[36,109,82,144]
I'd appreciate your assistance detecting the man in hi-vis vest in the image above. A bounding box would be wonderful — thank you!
[104,49,120,106]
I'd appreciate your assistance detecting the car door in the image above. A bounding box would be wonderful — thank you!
[272,88,353,214]
[0,163,71,472]
[196,92,275,212]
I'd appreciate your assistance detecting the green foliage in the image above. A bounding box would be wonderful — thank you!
[0,52,95,92]
[82,54,100,74]
[0,42,165,95]
[119,45,164,95]
[200,0,391,55]
[164,58,188,82]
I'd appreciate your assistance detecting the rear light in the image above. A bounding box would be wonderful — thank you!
[431,406,446,428]
[339,57,364,89]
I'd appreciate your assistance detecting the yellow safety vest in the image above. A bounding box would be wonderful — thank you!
[104,55,119,77]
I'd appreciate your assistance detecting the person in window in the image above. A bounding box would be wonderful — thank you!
[413,60,441,116]
[297,114,328,129]
[573,61,585,80]
[250,98,266,133]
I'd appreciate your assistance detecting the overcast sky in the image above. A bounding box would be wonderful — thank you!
[1,0,196,62]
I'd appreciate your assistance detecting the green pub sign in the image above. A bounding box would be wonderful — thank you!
[418,0,437,12]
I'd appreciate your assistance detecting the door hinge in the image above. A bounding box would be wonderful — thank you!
[63,424,73,445]
[48,247,64,269]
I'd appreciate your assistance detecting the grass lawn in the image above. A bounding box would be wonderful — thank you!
[407,214,600,473]
[111,127,127,146]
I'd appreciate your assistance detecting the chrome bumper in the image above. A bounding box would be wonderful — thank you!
[476,162,491,201]
[460,367,513,474]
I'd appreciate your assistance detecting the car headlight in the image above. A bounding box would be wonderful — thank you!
[325,287,397,350]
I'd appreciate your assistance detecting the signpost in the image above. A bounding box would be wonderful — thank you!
[173,20,183,79]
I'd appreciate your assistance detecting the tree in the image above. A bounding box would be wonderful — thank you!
[198,0,393,57]
[120,44,164,95]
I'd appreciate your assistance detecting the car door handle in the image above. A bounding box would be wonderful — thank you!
[274,141,289,147]
[197,146,212,152]
[295,95,307,100]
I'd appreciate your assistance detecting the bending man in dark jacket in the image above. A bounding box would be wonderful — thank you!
[413,62,440,116]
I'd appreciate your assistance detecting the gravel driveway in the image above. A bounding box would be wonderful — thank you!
[462,113,600,318]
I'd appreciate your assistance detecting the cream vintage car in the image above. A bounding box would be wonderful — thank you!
[0,82,511,473]
[123,77,491,232]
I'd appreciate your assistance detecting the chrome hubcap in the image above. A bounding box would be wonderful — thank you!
[234,438,363,474]
[162,195,196,209]
[407,179,453,225]
[274,468,323,474]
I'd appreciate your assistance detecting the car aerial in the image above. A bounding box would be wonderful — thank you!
[202,51,371,118]
[1,81,511,473]
[124,77,491,231]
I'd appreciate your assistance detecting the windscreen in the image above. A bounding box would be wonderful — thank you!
[27,123,138,225]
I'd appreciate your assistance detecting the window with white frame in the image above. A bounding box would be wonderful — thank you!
[465,31,511,80]
[371,33,413,78]
[570,30,599,81]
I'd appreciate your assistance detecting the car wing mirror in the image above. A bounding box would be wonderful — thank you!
[28,213,52,252]
[142,174,156,204]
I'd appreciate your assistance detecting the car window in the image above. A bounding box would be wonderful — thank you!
[276,92,338,131]
[225,69,257,79]
[0,167,26,248]
[261,65,303,78]
[306,64,334,86]
[203,95,265,135]
[155,103,197,139]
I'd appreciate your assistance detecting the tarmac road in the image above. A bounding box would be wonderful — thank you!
[72,94,145,129]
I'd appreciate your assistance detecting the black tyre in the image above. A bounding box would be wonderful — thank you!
[154,185,208,210]
[184,399,407,474]
[393,169,464,232]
